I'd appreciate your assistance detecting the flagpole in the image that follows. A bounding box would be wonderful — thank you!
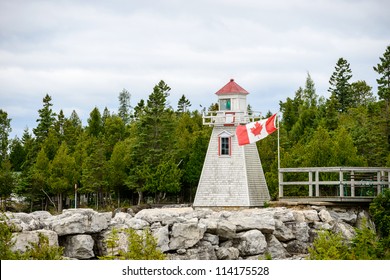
[277,113,280,170]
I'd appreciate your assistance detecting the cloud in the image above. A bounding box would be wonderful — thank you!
[0,0,389,138]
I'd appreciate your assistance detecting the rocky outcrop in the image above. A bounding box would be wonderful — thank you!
[4,205,369,260]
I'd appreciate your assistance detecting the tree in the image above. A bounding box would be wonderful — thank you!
[350,80,375,107]
[328,57,353,112]
[118,89,132,125]
[81,139,108,209]
[373,45,390,148]
[33,94,56,144]
[0,109,11,163]
[9,137,26,171]
[49,143,78,212]
[0,161,16,210]
[86,107,103,137]
[373,45,390,103]
[177,94,191,113]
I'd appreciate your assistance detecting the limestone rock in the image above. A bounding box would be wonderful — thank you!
[273,220,295,242]
[318,209,334,223]
[134,207,193,225]
[169,222,206,250]
[63,234,95,259]
[235,229,267,256]
[266,235,290,259]
[152,225,170,252]
[202,233,219,245]
[47,208,111,236]
[303,210,320,222]
[11,229,59,253]
[216,247,240,260]
[216,220,236,240]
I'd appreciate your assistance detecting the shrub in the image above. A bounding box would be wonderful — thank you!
[101,227,166,260]
[308,230,351,260]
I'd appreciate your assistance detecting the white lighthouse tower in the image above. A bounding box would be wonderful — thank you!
[193,79,270,208]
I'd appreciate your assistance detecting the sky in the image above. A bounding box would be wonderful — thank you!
[1,0,389,139]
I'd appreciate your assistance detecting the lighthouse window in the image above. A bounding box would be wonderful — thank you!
[220,99,231,111]
[220,137,230,155]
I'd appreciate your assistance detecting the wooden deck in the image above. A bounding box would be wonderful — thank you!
[278,167,390,203]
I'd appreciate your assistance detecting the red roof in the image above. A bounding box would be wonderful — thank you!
[215,79,249,95]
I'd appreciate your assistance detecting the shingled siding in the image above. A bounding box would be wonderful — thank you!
[194,126,270,207]
[244,144,270,206]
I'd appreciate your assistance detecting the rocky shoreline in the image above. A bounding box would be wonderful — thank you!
[4,205,371,260]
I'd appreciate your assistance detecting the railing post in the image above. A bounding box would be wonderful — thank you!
[308,171,313,197]
[377,171,381,196]
[339,170,344,197]
[315,170,320,196]
[279,170,283,198]
[351,170,355,197]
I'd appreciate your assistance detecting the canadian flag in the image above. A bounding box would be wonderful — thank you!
[236,113,278,146]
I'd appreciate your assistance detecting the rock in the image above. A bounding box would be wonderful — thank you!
[273,220,295,242]
[228,211,275,234]
[11,229,59,253]
[292,211,305,222]
[235,229,267,256]
[332,222,356,240]
[169,241,217,260]
[318,209,334,223]
[285,240,308,254]
[303,210,320,222]
[134,207,194,225]
[328,209,357,225]
[169,222,206,250]
[216,220,236,240]
[63,234,95,259]
[272,208,295,222]
[294,222,310,242]
[47,209,111,236]
[266,235,289,259]
[216,247,240,260]
[152,225,170,252]
[202,233,219,245]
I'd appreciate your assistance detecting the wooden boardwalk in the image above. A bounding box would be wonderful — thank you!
[278,167,390,203]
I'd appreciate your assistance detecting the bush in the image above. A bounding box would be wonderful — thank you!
[308,230,351,260]
[101,227,166,260]
[369,188,390,239]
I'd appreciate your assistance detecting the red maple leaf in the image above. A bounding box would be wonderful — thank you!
[250,122,262,136]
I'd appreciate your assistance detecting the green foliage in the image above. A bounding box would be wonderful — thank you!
[309,218,389,260]
[0,109,11,162]
[308,230,350,260]
[21,232,64,260]
[101,227,166,260]
[328,57,353,113]
[0,214,19,259]
[33,94,56,144]
[369,188,390,239]
[373,45,390,102]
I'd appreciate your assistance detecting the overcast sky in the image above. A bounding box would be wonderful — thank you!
[1,0,389,138]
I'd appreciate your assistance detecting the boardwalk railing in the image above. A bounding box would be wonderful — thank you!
[278,167,390,202]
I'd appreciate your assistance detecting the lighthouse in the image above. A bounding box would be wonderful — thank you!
[193,79,270,208]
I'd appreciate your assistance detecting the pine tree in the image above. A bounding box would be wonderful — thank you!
[118,89,132,125]
[33,94,56,144]
[328,58,353,112]
[86,107,103,137]
[177,94,191,113]
[373,45,390,103]
[0,109,11,163]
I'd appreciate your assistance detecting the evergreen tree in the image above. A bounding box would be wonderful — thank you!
[373,45,390,103]
[0,109,11,163]
[86,107,103,137]
[9,137,25,171]
[49,143,78,212]
[350,80,375,107]
[373,45,390,148]
[118,89,132,125]
[328,58,353,112]
[33,94,56,144]
[177,94,191,113]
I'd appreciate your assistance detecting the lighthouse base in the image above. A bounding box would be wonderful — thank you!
[193,126,270,208]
